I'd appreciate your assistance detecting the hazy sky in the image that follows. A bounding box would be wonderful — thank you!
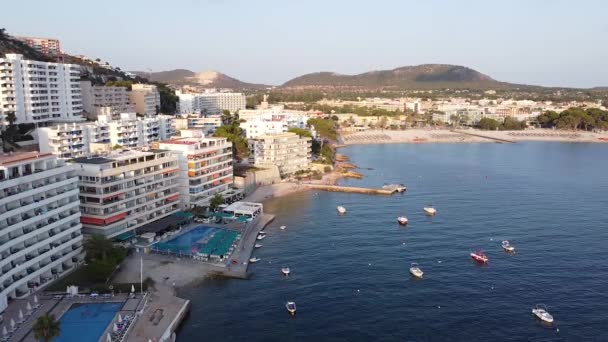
[3,0,607,87]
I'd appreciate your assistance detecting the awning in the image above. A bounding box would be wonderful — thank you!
[114,230,136,241]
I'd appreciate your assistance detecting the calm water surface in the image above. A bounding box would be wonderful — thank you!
[177,143,608,341]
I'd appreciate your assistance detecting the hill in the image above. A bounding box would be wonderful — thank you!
[282,64,516,90]
[0,29,53,62]
[132,69,269,89]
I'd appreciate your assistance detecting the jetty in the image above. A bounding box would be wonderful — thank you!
[453,130,516,143]
[305,184,397,195]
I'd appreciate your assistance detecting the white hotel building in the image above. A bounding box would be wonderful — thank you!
[158,130,234,209]
[38,122,111,159]
[73,149,180,239]
[0,152,84,313]
[249,132,311,176]
[176,90,246,115]
[0,54,84,125]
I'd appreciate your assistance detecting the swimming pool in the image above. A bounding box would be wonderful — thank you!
[153,226,240,257]
[55,302,122,342]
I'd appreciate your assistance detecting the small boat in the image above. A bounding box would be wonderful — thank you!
[423,206,437,216]
[249,257,261,263]
[409,263,423,278]
[532,304,554,323]
[337,206,346,215]
[397,216,408,225]
[256,234,266,240]
[286,301,296,315]
[470,250,489,263]
[280,225,286,230]
[281,267,290,276]
[254,244,263,248]
[382,184,407,192]
[502,240,515,252]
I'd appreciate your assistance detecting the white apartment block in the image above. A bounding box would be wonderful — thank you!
[99,113,170,149]
[129,84,160,116]
[249,132,311,176]
[240,120,287,139]
[0,54,83,125]
[80,81,132,117]
[73,149,180,239]
[158,130,234,209]
[0,152,84,313]
[176,90,245,115]
[175,114,222,135]
[38,122,111,159]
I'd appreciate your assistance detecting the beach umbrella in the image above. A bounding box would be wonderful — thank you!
[26,302,32,313]
[18,309,24,321]
[118,313,123,323]
[34,294,39,305]
[107,333,112,342]
[113,323,119,332]
[2,326,8,337]
[131,285,135,293]
[10,319,15,330]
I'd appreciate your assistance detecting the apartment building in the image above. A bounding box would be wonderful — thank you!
[16,37,62,56]
[175,114,222,135]
[129,84,160,116]
[99,113,171,149]
[73,149,180,239]
[0,152,84,313]
[240,119,287,139]
[249,132,311,176]
[176,90,245,115]
[0,54,83,125]
[158,130,234,209]
[38,122,111,159]
[80,81,132,118]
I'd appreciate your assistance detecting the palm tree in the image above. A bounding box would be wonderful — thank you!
[84,234,113,263]
[33,313,60,342]
[210,194,224,212]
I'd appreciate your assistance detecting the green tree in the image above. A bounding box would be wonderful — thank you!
[6,111,16,126]
[210,194,224,211]
[287,127,313,138]
[449,114,460,127]
[33,313,61,342]
[478,118,500,130]
[214,125,248,159]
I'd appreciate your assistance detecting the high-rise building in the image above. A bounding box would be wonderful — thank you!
[80,81,133,118]
[0,54,83,125]
[249,132,311,176]
[158,130,234,209]
[73,149,180,239]
[38,122,111,159]
[240,120,287,139]
[0,152,84,313]
[16,37,62,56]
[129,84,160,116]
[176,90,245,115]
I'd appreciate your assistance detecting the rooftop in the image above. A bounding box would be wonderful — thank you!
[71,149,170,164]
[0,152,53,166]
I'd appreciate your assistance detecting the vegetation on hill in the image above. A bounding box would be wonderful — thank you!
[105,80,178,114]
[0,28,53,62]
[307,118,338,141]
[287,127,313,138]
[214,112,249,159]
[478,117,527,130]
[537,108,608,131]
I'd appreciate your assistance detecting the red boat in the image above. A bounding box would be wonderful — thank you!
[470,250,489,263]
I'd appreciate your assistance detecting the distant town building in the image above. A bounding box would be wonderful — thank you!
[0,152,84,313]
[175,114,222,135]
[176,90,246,115]
[129,84,160,116]
[158,130,235,209]
[0,54,84,125]
[240,119,288,139]
[248,132,311,176]
[80,81,133,118]
[73,149,181,239]
[16,36,62,56]
[98,113,173,149]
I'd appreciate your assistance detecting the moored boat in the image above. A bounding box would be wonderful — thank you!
[337,206,346,215]
[256,234,266,240]
[502,240,515,252]
[397,216,408,225]
[409,262,423,278]
[249,257,261,263]
[254,243,263,248]
[532,304,554,323]
[281,267,291,276]
[470,250,489,263]
[280,225,286,230]
[286,301,297,315]
[423,206,437,216]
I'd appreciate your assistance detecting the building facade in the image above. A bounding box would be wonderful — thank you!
[158,130,234,209]
[73,150,180,239]
[38,122,111,159]
[240,119,288,139]
[0,54,83,125]
[176,90,245,115]
[0,152,84,313]
[16,37,61,56]
[248,132,311,176]
[80,81,132,117]
[129,84,160,116]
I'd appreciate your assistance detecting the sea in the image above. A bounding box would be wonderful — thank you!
[176,142,608,341]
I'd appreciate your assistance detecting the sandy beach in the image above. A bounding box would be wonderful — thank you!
[341,128,608,145]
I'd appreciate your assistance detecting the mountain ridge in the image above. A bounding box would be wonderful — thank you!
[131,69,269,89]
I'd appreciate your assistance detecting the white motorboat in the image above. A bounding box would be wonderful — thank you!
[409,262,423,278]
[280,225,286,230]
[532,304,554,323]
[337,206,346,215]
[423,206,437,216]
[502,240,515,252]
[286,301,297,315]
[249,257,261,263]
[281,267,291,276]
[254,244,263,248]
[397,216,408,225]
[382,184,407,192]
[256,234,266,240]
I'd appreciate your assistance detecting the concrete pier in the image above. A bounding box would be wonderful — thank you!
[305,184,396,195]
[453,130,516,143]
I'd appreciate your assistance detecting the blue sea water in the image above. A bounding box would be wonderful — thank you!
[56,302,121,342]
[176,142,608,341]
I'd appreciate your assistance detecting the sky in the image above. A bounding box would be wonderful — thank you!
[3,0,607,88]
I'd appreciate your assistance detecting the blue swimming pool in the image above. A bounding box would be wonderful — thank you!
[55,302,122,342]
[153,226,239,257]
